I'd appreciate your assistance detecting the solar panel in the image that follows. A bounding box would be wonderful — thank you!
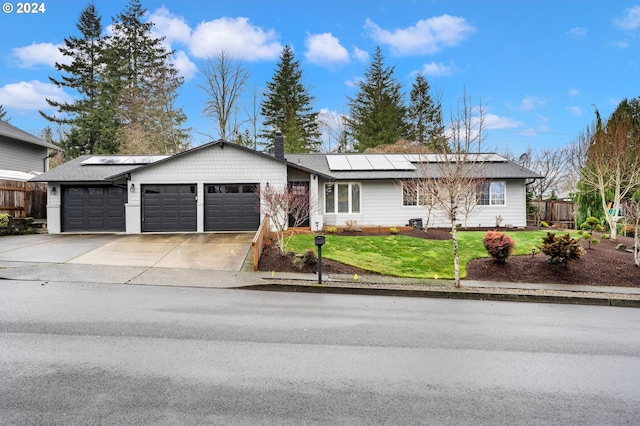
[81,155,169,165]
[326,155,352,170]
[347,155,374,170]
[365,155,394,169]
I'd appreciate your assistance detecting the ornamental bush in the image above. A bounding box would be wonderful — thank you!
[540,232,584,266]
[483,230,515,263]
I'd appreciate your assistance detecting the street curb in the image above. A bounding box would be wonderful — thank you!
[240,283,640,308]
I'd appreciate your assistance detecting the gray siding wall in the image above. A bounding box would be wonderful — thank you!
[0,138,47,172]
[320,179,528,228]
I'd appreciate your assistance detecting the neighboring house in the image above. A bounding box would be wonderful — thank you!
[0,120,60,174]
[31,135,540,234]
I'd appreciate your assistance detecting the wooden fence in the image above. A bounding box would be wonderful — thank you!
[532,200,575,229]
[0,179,48,219]
[252,215,271,271]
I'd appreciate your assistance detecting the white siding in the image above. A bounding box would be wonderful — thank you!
[321,179,528,228]
[126,145,287,233]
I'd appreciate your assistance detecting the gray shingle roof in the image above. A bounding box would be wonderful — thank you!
[30,155,141,183]
[0,121,61,150]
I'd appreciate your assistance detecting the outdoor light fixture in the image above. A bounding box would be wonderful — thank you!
[315,235,326,284]
[130,183,135,192]
[50,187,56,194]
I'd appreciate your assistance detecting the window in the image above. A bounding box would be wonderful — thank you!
[477,181,506,206]
[325,183,361,213]
[402,182,433,206]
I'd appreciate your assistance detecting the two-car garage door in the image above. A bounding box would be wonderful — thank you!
[140,183,259,232]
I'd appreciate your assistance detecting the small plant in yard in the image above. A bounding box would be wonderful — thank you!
[344,219,360,231]
[541,221,549,228]
[326,227,337,234]
[303,247,317,266]
[578,230,600,249]
[389,227,398,235]
[0,214,9,229]
[540,232,584,267]
[483,230,515,263]
[580,217,603,249]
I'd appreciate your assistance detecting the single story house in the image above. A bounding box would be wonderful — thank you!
[31,134,540,234]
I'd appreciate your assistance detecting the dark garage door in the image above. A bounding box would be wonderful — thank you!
[204,184,259,231]
[62,186,126,232]
[142,184,197,232]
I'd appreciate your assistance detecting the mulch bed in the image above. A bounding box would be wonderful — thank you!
[258,227,640,287]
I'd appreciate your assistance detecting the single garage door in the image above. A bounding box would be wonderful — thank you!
[142,184,197,232]
[62,186,126,232]
[204,183,259,231]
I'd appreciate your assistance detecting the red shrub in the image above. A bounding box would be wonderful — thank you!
[483,230,515,263]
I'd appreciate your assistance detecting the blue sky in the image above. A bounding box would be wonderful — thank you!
[0,0,639,155]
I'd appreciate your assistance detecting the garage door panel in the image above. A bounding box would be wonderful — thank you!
[204,183,259,231]
[62,186,126,232]
[142,184,197,232]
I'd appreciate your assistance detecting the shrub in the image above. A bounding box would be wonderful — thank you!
[389,227,398,235]
[344,219,360,231]
[540,232,584,266]
[580,217,603,234]
[483,230,515,263]
[303,247,317,266]
[0,214,9,228]
[620,224,637,238]
[541,221,549,228]
[326,227,337,234]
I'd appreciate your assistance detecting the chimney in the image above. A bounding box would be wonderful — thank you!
[274,131,285,160]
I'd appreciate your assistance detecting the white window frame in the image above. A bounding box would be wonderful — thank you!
[402,182,434,207]
[477,181,506,206]
[325,182,361,214]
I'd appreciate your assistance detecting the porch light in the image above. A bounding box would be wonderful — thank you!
[50,187,56,194]
[130,183,135,192]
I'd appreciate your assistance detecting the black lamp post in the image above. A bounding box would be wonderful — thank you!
[314,235,325,284]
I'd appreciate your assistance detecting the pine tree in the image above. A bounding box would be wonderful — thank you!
[347,46,408,152]
[0,104,9,122]
[108,0,190,154]
[408,73,447,151]
[40,3,115,156]
[260,45,321,153]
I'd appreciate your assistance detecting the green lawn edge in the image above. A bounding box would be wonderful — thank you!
[285,230,566,280]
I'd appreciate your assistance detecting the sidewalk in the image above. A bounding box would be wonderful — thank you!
[1,261,639,308]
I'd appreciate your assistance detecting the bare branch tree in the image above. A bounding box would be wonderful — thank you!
[258,183,316,254]
[410,89,487,287]
[199,51,251,140]
[622,198,640,267]
[527,147,572,200]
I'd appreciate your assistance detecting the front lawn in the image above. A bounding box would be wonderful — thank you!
[286,230,554,279]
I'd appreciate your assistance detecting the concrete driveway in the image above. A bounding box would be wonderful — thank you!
[0,233,255,271]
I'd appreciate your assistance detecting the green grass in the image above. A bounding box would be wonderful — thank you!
[286,230,559,280]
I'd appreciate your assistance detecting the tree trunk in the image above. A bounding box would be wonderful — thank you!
[451,223,461,287]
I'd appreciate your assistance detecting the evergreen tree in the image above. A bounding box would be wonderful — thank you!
[0,104,9,122]
[408,73,447,151]
[347,46,408,152]
[40,3,115,156]
[260,45,321,153]
[107,0,190,154]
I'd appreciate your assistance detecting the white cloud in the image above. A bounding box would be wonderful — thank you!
[520,95,546,111]
[149,6,192,46]
[483,113,523,130]
[173,50,197,81]
[568,89,580,97]
[352,47,369,62]
[614,5,640,30]
[305,33,349,67]
[12,43,68,68]
[364,15,475,55]
[0,80,73,110]
[190,17,282,60]
[566,106,583,116]
[420,61,455,77]
[566,27,587,38]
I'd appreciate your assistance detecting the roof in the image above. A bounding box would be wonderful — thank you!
[29,155,144,183]
[288,153,542,180]
[30,143,541,184]
[0,121,60,150]
[0,169,41,181]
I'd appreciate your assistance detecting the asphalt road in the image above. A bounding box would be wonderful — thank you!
[1,280,640,425]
